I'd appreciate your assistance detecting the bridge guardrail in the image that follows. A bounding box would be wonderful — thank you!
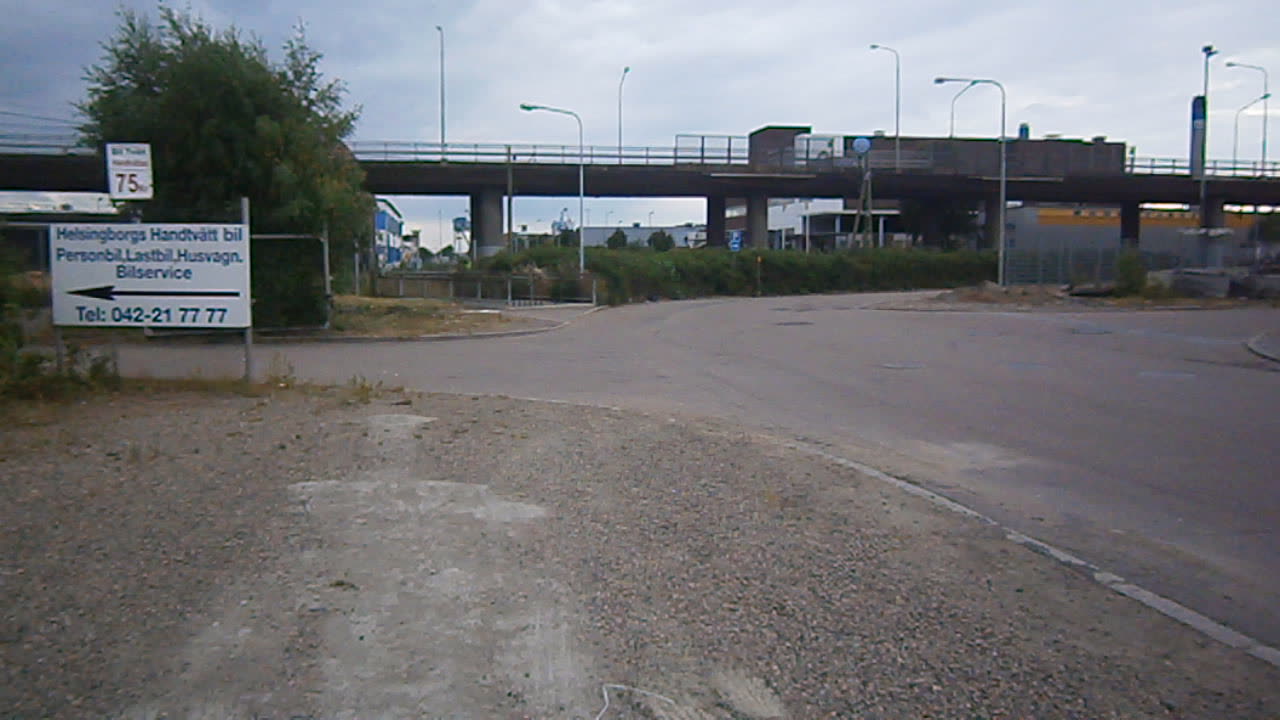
[5,133,1279,179]
[350,138,750,166]
[1126,156,1280,178]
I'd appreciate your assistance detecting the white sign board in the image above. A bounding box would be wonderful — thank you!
[105,143,154,200]
[51,224,251,328]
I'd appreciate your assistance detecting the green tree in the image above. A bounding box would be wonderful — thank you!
[606,228,629,249]
[78,7,372,275]
[557,228,579,248]
[648,229,675,252]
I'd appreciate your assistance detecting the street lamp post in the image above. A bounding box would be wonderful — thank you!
[1226,61,1270,169]
[436,26,445,150]
[648,210,654,227]
[870,44,901,170]
[520,103,585,275]
[936,77,1006,285]
[949,80,977,138]
[1233,93,1271,170]
[1200,45,1218,226]
[618,66,630,164]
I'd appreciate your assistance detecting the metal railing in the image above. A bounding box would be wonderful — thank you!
[375,271,597,305]
[5,131,1280,179]
[349,136,750,166]
[1126,155,1280,178]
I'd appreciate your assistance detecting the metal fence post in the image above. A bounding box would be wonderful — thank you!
[506,276,512,304]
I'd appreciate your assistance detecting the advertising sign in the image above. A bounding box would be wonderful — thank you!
[105,143,154,200]
[51,223,251,328]
[1190,96,1207,179]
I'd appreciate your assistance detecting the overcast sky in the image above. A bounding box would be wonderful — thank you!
[2,0,1276,246]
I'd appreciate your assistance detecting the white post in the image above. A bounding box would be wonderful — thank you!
[436,25,446,150]
[240,196,253,384]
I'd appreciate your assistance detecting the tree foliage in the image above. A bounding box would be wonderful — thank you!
[78,7,372,262]
[648,230,675,252]
[606,228,629,249]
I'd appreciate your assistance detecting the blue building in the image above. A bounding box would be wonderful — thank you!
[374,198,405,269]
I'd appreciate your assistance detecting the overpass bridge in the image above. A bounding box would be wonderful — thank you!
[4,127,1280,254]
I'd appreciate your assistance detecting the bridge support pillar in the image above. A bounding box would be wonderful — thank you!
[1199,196,1227,266]
[1200,196,1225,228]
[982,196,1002,251]
[747,192,769,249]
[917,200,946,248]
[706,195,726,246]
[470,187,505,258]
[1120,202,1141,248]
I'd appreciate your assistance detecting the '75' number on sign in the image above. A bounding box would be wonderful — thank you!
[114,173,145,193]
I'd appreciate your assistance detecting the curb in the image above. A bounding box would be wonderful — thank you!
[414,385,1280,670]
[784,439,1280,669]
[252,305,606,345]
[1245,330,1280,364]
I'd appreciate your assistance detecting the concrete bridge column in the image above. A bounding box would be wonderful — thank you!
[1120,202,1141,248]
[982,196,1002,251]
[1199,196,1227,266]
[705,195,726,246]
[1200,196,1225,228]
[917,200,946,248]
[747,192,769,249]
[470,187,505,258]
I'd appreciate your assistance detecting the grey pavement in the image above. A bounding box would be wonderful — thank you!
[116,292,1280,647]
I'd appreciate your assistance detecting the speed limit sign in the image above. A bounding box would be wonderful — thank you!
[105,143,154,200]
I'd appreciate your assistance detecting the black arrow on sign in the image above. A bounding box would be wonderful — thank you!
[68,285,241,301]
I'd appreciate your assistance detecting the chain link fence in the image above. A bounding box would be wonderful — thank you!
[1005,246,1120,286]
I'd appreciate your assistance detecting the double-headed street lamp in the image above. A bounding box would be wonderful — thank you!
[520,103,585,274]
[935,76,1007,285]
[1226,60,1270,168]
[869,44,901,170]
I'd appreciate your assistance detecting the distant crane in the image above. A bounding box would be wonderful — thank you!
[550,207,575,234]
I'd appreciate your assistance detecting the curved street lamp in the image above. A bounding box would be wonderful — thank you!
[1233,92,1271,171]
[935,76,1006,285]
[520,103,585,274]
[949,80,978,138]
[1226,61,1270,168]
[618,66,631,164]
[869,44,901,170]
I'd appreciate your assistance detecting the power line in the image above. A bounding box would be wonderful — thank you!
[0,110,79,126]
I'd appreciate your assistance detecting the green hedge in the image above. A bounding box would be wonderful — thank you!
[483,247,995,305]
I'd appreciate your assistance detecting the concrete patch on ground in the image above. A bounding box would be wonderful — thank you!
[290,412,595,718]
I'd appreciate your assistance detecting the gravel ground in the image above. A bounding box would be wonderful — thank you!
[2,386,1278,718]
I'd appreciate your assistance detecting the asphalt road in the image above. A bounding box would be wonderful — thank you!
[118,293,1280,647]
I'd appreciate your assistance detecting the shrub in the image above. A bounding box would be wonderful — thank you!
[460,246,995,306]
[1115,250,1147,296]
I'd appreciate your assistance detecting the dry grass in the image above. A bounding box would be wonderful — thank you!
[329,295,520,337]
